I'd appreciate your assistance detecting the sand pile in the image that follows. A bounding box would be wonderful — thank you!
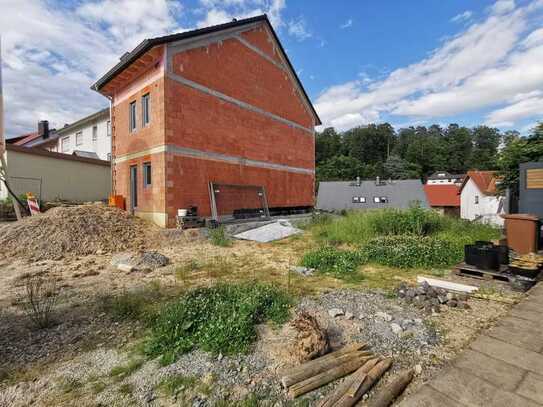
[0,204,162,261]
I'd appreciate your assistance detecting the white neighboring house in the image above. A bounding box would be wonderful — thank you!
[54,108,111,161]
[426,171,464,185]
[460,170,506,226]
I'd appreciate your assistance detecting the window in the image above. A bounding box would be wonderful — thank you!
[129,101,137,132]
[75,131,83,146]
[92,126,98,142]
[61,136,70,152]
[475,195,479,204]
[380,197,388,203]
[352,196,359,203]
[360,197,366,203]
[107,153,111,161]
[142,93,150,126]
[143,162,152,187]
[373,197,380,203]
[107,120,111,137]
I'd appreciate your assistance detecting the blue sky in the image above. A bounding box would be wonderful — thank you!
[1,0,542,137]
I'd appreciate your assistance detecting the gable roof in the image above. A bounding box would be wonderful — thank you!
[91,14,321,125]
[57,108,109,135]
[316,179,429,211]
[428,171,465,180]
[424,184,460,207]
[460,170,499,195]
[12,132,39,146]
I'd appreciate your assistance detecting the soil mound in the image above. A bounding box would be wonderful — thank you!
[0,204,162,261]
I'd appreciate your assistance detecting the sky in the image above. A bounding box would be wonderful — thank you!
[1,0,542,138]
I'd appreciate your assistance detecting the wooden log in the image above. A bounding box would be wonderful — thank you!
[288,355,371,398]
[280,342,369,387]
[366,369,414,407]
[282,350,373,388]
[317,357,381,407]
[334,358,393,407]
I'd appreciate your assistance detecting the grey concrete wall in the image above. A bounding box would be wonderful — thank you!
[5,149,110,202]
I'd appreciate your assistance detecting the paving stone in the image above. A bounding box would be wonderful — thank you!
[487,324,543,353]
[397,385,462,407]
[471,335,543,376]
[453,349,525,392]
[512,301,541,314]
[516,372,543,404]
[498,316,543,335]
[431,367,541,407]
[510,308,540,323]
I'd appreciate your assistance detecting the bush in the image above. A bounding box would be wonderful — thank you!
[361,235,458,268]
[208,226,232,247]
[19,274,60,329]
[144,283,292,362]
[300,246,364,279]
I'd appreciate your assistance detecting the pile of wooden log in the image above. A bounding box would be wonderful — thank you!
[280,342,413,406]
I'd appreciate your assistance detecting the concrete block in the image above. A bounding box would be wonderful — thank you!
[487,324,543,353]
[431,367,540,407]
[471,335,543,376]
[397,384,463,407]
[516,372,543,404]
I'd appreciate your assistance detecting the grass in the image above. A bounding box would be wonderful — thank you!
[300,246,365,282]
[109,358,145,382]
[157,374,198,397]
[144,283,293,364]
[98,281,168,322]
[209,226,233,247]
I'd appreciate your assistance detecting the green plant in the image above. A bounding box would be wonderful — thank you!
[300,246,365,280]
[99,282,165,322]
[19,274,60,329]
[109,359,145,381]
[209,226,232,247]
[144,283,292,362]
[157,374,198,397]
[361,235,458,268]
[118,383,134,396]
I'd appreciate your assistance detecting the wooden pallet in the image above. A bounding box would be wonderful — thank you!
[454,263,538,291]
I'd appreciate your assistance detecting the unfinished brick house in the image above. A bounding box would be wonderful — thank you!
[92,15,320,227]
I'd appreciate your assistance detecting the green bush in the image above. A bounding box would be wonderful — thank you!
[300,246,364,279]
[144,283,292,362]
[361,235,458,268]
[209,226,233,247]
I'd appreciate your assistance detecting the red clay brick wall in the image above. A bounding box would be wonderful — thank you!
[170,31,312,128]
[240,26,283,65]
[165,155,314,226]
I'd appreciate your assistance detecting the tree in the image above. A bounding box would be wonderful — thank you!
[497,122,543,193]
[316,155,374,182]
[470,126,500,170]
[383,154,422,179]
[315,127,342,164]
[443,124,472,173]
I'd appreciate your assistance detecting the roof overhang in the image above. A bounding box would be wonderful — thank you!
[90,14,321,125]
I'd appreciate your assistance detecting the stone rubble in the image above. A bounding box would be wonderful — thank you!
[397,281,471,313]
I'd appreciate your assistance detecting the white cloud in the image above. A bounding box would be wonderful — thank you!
[340,19,353,29]
[287,18,311,41]
[196,0,285,29]
[485,91,543,126]
[490,0,516,15]
[315,0,543,130]
[451,10,473,23]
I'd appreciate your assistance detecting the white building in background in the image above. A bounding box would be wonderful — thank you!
[426,171,464,185]
[459,170,506,226]
[54,108,111,161]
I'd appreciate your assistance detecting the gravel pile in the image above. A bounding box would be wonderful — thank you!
[111,251,170,272]
[0,204,162,261]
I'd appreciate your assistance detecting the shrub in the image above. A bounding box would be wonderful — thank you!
[19,274,60,329]
[144,283,292,362]
[361,235,458,268]
[300,246,365,279]
[209,226,232,247]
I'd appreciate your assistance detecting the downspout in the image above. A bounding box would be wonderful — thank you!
[107,96,113,197]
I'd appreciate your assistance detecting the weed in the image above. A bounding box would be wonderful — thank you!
[175,259,201,283]
[109,359,144,381]
[99,282,165,322]
[209,226,232,247]
[58,377,81,394]
[118,383,134,396]
[300,246,365,280]
[157,374,198,397]
[145,283,292,362]
[90,380,107,394]
[18,274,60,329]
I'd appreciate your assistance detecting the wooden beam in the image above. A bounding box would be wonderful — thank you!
[417,276,478,293]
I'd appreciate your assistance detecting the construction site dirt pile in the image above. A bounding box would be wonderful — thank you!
[0,204,162,261]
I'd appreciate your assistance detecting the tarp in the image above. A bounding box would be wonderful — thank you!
[234,220,302,243]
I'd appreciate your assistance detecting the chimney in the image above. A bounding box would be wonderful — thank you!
[376,176,380,186]
[356,176,361,186]
[38,120,49,139]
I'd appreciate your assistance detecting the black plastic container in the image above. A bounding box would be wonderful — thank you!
[510,266,540,279]
[464,244,500,271]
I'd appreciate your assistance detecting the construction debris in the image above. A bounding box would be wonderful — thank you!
[290,311,330,363]
[111,251,170,272]
[0,204,162,261]
[416,276,478,293]
[367,368,414,407]
[233,220,302,243]
[397,281,471,312]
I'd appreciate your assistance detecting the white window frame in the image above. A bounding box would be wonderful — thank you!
[75,131,83,146]
[61,136,70,153]
[107,120,111,137]
[373,197,380,203]
[129,101,137,133]
[142,93,150,127]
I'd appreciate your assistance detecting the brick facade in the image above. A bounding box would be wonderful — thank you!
[101,19,317,227]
